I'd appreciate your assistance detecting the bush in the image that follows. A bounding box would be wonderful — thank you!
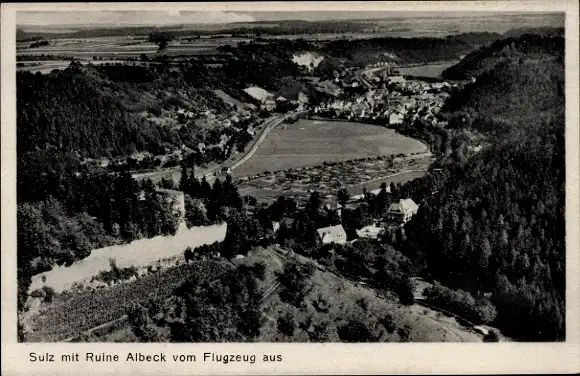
[396,278,416,306]
[30,289,45,299]
[423,283,497,324]
[380,314,396,334]
[42,286,55,303]
[313,294,330,313]
[356,297,369,311]
[277,311,296,337]
[277,262,312,307]
[397,324,412,342]
[309,320,331,342]
[484,329,500,342]
[337,319,376,342]
[252,261,267,281]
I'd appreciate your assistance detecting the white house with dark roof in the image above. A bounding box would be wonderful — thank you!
[387,198,419,224]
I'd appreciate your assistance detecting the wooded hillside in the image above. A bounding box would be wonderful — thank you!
[403,36,565,341]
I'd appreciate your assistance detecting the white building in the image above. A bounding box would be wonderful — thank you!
[316,225,347,245]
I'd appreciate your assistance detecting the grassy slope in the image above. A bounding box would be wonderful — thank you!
[249,248,482,342]
[76,247,482,343]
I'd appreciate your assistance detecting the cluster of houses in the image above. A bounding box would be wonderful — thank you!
[313,197,419,245]
[310,75,452,127]
[270,196,420,246]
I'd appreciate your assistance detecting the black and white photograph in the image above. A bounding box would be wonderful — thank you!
[7,4,572,349]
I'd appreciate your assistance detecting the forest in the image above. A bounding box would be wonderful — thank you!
[402,35,566,340]
[321,35,499,66]
[441,34,564,80]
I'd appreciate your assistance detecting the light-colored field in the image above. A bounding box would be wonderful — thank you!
[233,119,428,177]
[17,36,251,60]
[396,62,456,78]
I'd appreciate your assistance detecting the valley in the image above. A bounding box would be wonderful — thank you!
[15,12,565,345]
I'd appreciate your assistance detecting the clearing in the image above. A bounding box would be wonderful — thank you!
[233,119,428,177]
[396,61,456,78]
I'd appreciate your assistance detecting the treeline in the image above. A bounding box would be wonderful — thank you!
[445,32,501,47]
[442,58,564,129]
[442,34,564,80]
[179,166,243,228]
[17,172,181,310]
[322,37,482,67]
[220,39,310,92]
[17,69,166,160]
[423,283,497,325]
[17,62,256,187]
[503,27,564,38]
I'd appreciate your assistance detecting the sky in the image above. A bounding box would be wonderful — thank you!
[17,10,562,27]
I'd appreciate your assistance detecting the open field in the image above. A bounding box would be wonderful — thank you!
[396,61,457,78]
[17,35,251,62]
[233,119,428,177]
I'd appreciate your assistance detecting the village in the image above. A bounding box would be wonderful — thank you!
[310,72,455,127]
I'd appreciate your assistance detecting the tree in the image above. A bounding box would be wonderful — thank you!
[337,188,350,206]
[305,191,323,225]
[397,278,416,306]
[337,319,376,342]
[148,32,174,51]
[127,302,166,342]
[184,196,208,227]
[309,319,332,342]
[221,210,260,258]
[277,262,312,307]
[277,311,296,337]
[179,164,189,192]
[184,247,194,263]
[380,313,396,334]
[397,324,412,342]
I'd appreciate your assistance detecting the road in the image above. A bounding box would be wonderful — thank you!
[226,111,308,175]
[131,111,305,184]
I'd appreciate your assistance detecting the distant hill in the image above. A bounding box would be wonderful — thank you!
[446,32,502,47]
[441,34,564,80]
[503,26,564,38]
[322,35,490,66]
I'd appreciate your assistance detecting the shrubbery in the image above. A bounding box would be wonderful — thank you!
[423,283,497,324]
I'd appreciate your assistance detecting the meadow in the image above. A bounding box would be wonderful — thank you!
[233,119,428,177]
[396,61,456,78]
